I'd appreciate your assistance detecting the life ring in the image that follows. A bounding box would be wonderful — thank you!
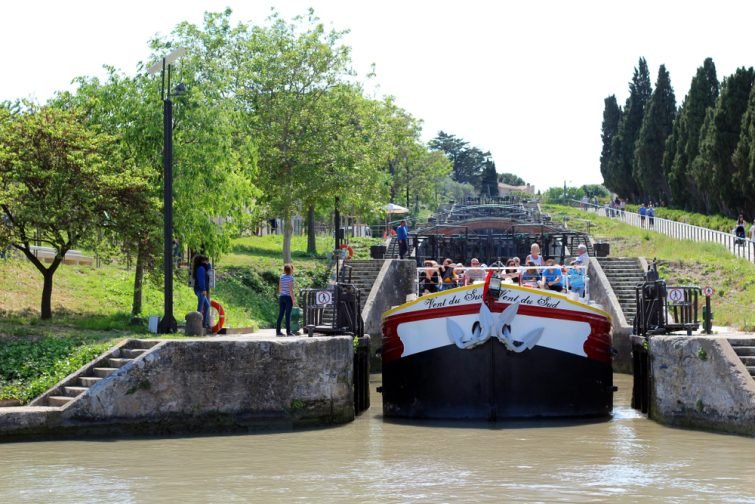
[211,300,225,334]
[339,243,354,259]
[383,228,397,238]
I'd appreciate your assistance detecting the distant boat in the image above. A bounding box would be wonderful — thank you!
[381,273,613,420]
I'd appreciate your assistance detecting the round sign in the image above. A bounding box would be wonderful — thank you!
[315,290,333,306]
[667,288,684,303]
[703,286,714,297]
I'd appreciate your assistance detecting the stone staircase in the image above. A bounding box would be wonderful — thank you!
[729,338,755,378]
[596,257,645,325]
[30,340,161,408]
[339,259,385,296]
[384,238,399,259]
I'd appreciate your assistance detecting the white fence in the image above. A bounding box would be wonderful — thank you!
[568,200,755,263]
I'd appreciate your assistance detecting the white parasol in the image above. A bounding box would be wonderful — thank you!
[382,202,409,214]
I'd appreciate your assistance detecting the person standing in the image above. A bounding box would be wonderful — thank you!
[575,243,589,265]
[192,255,212,330]
[648,203,655,228]
[749,219,755,243]
[639,203,647,228]
[396,220,409,259]
[526,243,544,266]
[276,263,298,336]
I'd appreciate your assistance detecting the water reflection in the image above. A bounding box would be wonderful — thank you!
[0,374,754,503]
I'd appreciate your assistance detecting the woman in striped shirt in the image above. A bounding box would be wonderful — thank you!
[276,263,297,336]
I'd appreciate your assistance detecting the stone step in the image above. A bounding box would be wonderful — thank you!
[108,358,134,368]
[739,356,755,365]
[748,366,755,376]
[728,338,755,347]
[79,376,103,387]
[93,367,118,378]
[121,348,148,359]
[63,386,89,397]
[732,346,755,356]
[49,396,73,407]
[127,340,161,349]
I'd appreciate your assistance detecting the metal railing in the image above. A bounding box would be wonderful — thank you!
[633,280,701,336]
[566,199,755,263]
[300,282,364,337]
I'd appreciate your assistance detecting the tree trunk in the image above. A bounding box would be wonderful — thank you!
[307,205,316,255]
[132,242,145,316]
[282,214,293,263]
[41,269,55,320]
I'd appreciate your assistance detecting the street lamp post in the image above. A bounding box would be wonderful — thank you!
[148,47,186,334]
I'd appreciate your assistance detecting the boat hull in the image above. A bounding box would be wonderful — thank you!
[382,339,612,420]
[381,282,613,420]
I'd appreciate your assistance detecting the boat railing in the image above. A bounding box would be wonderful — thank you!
[415,265,590,301]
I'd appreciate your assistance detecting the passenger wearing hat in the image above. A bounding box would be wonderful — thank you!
[567,259,585,297]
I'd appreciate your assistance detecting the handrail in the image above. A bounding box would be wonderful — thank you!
[565,199,755,263]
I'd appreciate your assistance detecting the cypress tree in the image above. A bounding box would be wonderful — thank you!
[611,57,652,200]
[667,58,719,211]
[695,66,755,216]
[600,95,622,192]
[479,159,499,197]
[732,81,755,217]
[634,64,676,203]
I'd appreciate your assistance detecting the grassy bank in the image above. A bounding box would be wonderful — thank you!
[0,234,347,402]
[544,204,755,330]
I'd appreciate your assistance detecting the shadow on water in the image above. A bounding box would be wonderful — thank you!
[380,414,613,430]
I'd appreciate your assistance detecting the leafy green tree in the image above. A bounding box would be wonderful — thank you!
[429,131,491,189]
[581,184,610,199]
[599,95,622,191]
[733,81,755,217]
[237,9,360,262]
[667,58,719,210]
[634,64,676,202]
[0,105,149,319]
[497,172,526,186]
[695,66,755,216]
[608,57,652,200]
[438,177,476,205]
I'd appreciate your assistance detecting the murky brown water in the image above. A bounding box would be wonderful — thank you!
[0,374,753,503]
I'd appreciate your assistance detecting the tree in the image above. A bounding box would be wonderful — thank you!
[667,57,719,211]
[733,80,755,217]
[429,131,490,189]
[237,9,357,262]
[608,57,652,200]
[695,66,755,216]
[497,172,526,186]
[0,105,149,319]
[599,95,622,191]
[634,64,676,203]
[479,160,499,196]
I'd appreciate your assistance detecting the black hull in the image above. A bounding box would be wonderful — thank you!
[382,340,613,420]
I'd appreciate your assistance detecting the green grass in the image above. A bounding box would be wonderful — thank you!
[0,234,335,403]
[544,204,755,330]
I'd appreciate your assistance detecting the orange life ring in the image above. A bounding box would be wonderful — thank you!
[382,229,397,238]
[339,243,354,259]
[211,300,225,334]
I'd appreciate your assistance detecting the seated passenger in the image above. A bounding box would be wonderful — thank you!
[465,257,486,285]
[520,261,542,288]
[566,260,585,297]
[438,258,457,290]
[454,263,466,286]
[419,260,440,294]
[500,258,520,284]
[542,258,564,292]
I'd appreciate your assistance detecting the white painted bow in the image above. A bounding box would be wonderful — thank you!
[447,302,543,353]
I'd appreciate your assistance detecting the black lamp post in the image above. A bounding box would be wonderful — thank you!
[148,47,186,334]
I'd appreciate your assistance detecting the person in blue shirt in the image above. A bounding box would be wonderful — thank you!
[639,203,647,228]
[567,260,585,297]
[192,255,212,329]
[542,258,564,292]
[520,261,542,288]
[396,220,409,259]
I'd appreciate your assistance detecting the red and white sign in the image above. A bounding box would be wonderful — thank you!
[315,290,333,306]
[667,288,684,303]
[703,286,714,297]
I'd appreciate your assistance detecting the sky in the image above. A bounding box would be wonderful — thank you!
[2,0,753,192]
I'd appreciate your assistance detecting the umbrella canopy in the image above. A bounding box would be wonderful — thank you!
[382,202,409,214]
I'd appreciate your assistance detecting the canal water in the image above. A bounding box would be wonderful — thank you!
[1,374,753,503]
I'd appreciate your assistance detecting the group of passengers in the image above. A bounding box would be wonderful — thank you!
[418,243,587,297]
